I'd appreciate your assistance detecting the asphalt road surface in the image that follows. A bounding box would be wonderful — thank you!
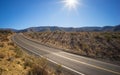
[12,33,120,75]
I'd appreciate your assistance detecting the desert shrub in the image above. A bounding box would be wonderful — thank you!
[27,65,48,75]
[9,47,15,50]
[25,57,48,75]
[1,37,9,42]
[0,53,5,59]
[0,30,12,35]
[0,30,13,42]
[94,35,103,40]
[14,47,23,58]
[0,43,4,48]
[112,35,117,38]
[104,35,111,42]
[7,57,14,62]
[8,42,14,46]
[24,59,33,69]
[56,64,62,75]
[38,58,48,68]
[102,33,114,42]
[0,68,3,75]
[82,44,89,51]
[111,34,120,39]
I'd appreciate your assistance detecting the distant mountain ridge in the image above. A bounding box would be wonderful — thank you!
[19,24,120,32]
[0,28,18,32]
[0,24,120,32]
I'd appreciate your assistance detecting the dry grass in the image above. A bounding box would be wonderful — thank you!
[0,53,5,59]
[0,30,56,75]
[0,43,4,48]
[26,57,48,75]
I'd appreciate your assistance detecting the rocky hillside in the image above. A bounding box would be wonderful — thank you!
[24,31,120,61]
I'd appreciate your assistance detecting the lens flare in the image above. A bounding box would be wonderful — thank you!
[61,0,80,11]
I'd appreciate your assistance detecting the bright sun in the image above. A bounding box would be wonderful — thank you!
[61,0,80,11]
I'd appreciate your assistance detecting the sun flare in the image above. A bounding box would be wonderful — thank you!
[62,0,80,11]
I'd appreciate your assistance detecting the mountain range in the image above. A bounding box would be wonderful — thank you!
[19,25,120,32]
[0,24,120,32]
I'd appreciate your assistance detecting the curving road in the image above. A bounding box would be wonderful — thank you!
[12,33,120,75]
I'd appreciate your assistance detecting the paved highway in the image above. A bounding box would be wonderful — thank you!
[12,34,120,75]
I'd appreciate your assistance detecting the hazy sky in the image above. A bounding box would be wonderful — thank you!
[0,0,120,29]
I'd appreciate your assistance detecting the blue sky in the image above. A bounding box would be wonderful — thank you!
[0,0,120,29]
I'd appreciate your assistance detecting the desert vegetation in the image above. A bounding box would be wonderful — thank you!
[24,31,120,61]
[0,30,58,75]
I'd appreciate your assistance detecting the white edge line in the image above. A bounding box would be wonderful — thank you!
[60,52,120,68]
[12,35,85,75]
